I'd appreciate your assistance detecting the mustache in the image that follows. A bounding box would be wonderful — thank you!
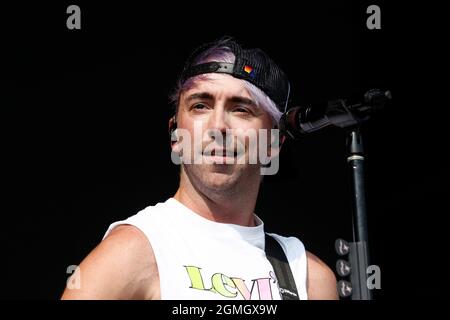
[202,148,238,157]
[199,141,246,157]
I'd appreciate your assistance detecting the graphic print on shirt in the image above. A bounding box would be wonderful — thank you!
[184,265,279,300]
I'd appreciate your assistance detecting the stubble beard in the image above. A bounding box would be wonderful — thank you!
[182,162,260,199]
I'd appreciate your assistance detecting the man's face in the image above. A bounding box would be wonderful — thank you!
[175,73,274,194]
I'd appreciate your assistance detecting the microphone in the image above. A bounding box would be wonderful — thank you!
[280,89,392,138]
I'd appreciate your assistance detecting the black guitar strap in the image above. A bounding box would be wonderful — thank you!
[264,233,300,300]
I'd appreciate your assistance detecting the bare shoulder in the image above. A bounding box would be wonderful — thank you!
[306,251,339,300]
[61,224,159,300]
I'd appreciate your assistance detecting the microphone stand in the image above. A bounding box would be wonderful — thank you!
[346,126,372,300]
[282,88,391,299]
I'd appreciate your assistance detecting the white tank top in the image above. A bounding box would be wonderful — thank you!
[103,198,308,300]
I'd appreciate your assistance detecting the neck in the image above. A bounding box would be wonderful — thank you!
[174,169,261,227]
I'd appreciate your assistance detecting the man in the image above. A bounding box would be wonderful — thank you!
[61,37,338,300]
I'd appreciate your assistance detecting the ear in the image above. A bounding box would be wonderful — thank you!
[168,115,181,155]
[168,115,177,135]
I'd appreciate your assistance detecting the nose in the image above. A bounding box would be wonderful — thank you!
[207,106,230,138]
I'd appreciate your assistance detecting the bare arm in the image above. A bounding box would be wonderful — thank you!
[61,225,159,300]
[306,251,339,300]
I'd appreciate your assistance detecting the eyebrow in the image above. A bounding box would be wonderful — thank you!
[185,92,214,102]
[185,92,256,106]
[229,96,256,107]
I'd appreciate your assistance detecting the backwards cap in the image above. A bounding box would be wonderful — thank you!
[179,37,290,112]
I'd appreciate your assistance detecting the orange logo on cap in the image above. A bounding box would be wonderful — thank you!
[243,65,253,74]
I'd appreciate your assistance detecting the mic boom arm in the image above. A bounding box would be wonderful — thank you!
[280,89,391,139]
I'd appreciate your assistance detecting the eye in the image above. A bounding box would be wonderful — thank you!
[191,103,208,110]
[233,106,251,114]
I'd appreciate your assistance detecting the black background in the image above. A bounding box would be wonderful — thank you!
[3,1,449,300]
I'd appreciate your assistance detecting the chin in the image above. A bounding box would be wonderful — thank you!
[184,163,257,194]
[202,169,239,191]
